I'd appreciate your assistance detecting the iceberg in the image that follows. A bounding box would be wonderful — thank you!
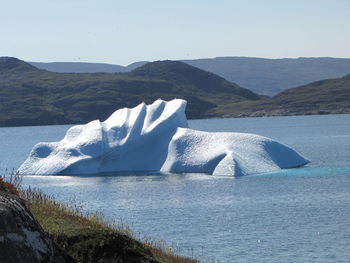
[18,99,309,176]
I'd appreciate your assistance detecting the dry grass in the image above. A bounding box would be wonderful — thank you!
[0,171,199,263]
[20,186,120,235]
[0,169,22,194]
[22,187,199,262]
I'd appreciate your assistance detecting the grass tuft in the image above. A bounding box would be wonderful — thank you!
[0,171,199,262]
[0,169,22,194]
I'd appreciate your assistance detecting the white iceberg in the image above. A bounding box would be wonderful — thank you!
[18,99,309,176]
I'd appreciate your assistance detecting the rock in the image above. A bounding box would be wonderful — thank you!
[0,191,73,263]
[51,231,159,263]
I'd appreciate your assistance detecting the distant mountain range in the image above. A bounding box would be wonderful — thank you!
[212,73,350,117]
[30,57,350,96]
[1,57,349,127]
[0,57,258,127]
[30,61,147,73]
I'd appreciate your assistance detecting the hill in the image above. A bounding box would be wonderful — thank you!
[0,57,259,127]
[184,57,350,96]
[213,74,350,117]
[30,57,350,96]
[0,175,197,263]
[1,57,39,72]
[29,61,147,73]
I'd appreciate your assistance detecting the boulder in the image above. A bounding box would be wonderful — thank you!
[0,191,73,263]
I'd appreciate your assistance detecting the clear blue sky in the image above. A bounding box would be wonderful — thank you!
[1,0,349,65]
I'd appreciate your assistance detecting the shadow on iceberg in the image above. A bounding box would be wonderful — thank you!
[18,99,309,176]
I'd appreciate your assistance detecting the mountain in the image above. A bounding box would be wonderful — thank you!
[130,60,257,97]
[264,73,350,115]
[213,74,350,117]
[183,57,350,96]
[29,61,148,73]
[1,57,39,72]
[0,58,259,127]
[30,57,350,96]
[29,61,126,73]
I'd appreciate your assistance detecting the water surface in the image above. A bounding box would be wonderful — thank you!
[1,114,349,262]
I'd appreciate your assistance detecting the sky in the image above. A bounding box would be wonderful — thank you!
[1,0,349,65]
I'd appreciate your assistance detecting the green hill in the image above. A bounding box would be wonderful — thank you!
[31,57,350,96]
[0,57,260,127]
[184,57,350,96]
[213,74,350,117]
[0,57,39,72]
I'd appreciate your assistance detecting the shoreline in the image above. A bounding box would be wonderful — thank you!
[1,111,349,129]
[0,174,199,263]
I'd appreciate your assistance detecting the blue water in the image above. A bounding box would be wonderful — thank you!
[1,114,350,262]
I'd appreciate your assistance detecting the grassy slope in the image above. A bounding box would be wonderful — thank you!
[29,198,196,263]
[0,175,198,263]
[27,191,199,263]
[0,57,260,127]
[211,74,350,117]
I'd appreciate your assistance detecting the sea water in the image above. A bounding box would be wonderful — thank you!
[1,114,350,262]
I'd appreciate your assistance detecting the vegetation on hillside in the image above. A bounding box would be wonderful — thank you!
[31,57,350,96]
[0,173,198,263]
[213,74,350,117]
[1,57,349,127]
[184,57,350,95]
[0,57,259,127]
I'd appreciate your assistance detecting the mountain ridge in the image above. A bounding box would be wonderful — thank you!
[29,56,350,96]
[1,57,39,72]
[213,73,350,117]
[1,57,349,127]
[29,60,148,73]
[0,57,259,127]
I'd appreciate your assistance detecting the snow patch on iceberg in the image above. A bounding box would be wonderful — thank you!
[161,128,308,176]
[18,99,309,176]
